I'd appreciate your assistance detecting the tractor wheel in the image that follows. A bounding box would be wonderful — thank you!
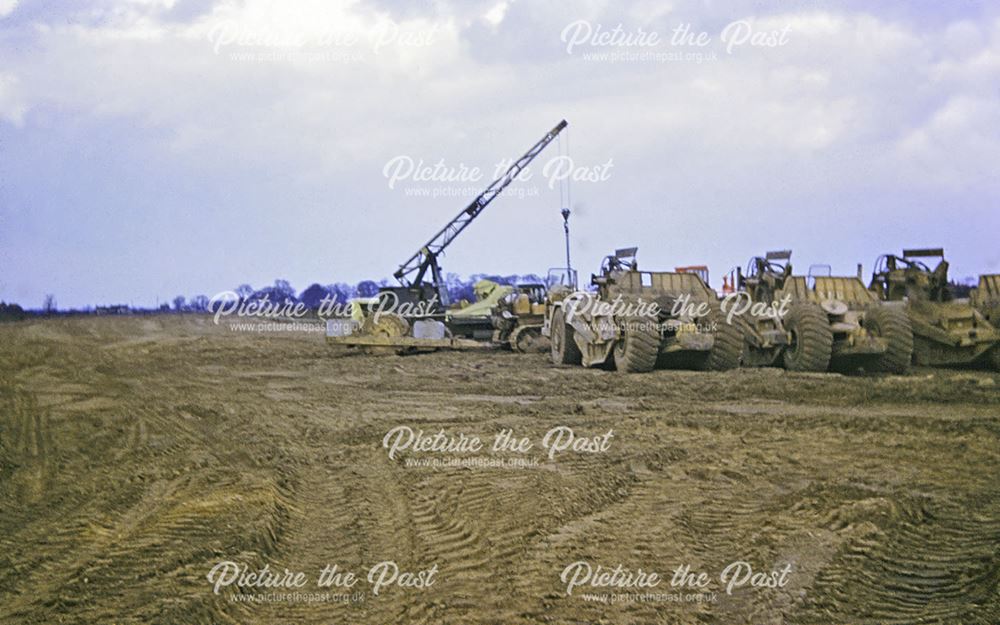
[782,302,833,372]
[703,304,745,371]
[865,305,913,373]
[550,308,582,365]
[612,317,660,373]
[511,325,548,353]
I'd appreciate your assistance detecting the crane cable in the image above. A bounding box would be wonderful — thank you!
[564,127,571,213]
[557,129,572,212]
[558,133,564,210]
[556,127,573,281]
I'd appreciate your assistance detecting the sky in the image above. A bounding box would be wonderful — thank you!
[1,0,998,308]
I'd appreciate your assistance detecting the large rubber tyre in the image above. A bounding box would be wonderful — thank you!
[865,305,913,373]
[702,304,745,371]
[612,317,660,373]
[782,302,833,372]
[550,308,582,365]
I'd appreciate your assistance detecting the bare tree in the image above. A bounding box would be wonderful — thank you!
[190,295,209,311]
[43,294,57,314]
[235,284,254,301]
[356,280,379,297]
[272,279,296,303]
[172,295,186,312]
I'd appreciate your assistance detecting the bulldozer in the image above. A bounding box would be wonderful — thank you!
[490,268,578,353]
[448,279,518,341]
[869,248,1000,369]
[736,250,913,373]
[543,248,743,373]
[970,274,1000,329]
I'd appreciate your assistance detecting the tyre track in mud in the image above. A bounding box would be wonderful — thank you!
[2,316,999,625]
[323,409,649,625]
[801,499,1000,624]
[0,388,294,623]
[0,324,301,623]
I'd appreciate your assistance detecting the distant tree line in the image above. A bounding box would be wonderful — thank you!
[164,273,546,313]
[0,302,27,322]
[0,273,545,320]
[15,273,977,319]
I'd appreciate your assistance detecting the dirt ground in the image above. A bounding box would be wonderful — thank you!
[1,315,998,625]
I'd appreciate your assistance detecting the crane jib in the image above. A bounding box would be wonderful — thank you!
[392,120,568,292]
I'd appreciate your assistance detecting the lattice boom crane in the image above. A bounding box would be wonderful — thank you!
[392,120,568,305]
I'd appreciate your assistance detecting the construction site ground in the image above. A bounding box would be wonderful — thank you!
[2,314,998,625]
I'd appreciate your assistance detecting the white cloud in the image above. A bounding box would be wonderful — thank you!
[2,1,999,305]
[896,95,1000,189]
[7,4,998,187]
[483,1,509,27]
[0,0,17,19]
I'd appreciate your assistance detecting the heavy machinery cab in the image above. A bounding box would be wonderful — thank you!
[545,268,579,307]
[546,267,578,291]
[591,247,636,292]
[595,248,638,280]
[547,268,576,287]
[738,250,793,303]
[514,283,547,304]
[870,248,951,302]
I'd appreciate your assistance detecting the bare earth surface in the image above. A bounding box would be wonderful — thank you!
[1,315,999,625]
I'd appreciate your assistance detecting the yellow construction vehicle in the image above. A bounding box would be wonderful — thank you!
[327,120,568,353]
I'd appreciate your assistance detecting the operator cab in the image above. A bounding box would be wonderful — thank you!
[870,248,951,302]
[593,247,639,288]
[738,250,793,303]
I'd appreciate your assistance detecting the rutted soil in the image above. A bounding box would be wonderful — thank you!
[1,315,998,625]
